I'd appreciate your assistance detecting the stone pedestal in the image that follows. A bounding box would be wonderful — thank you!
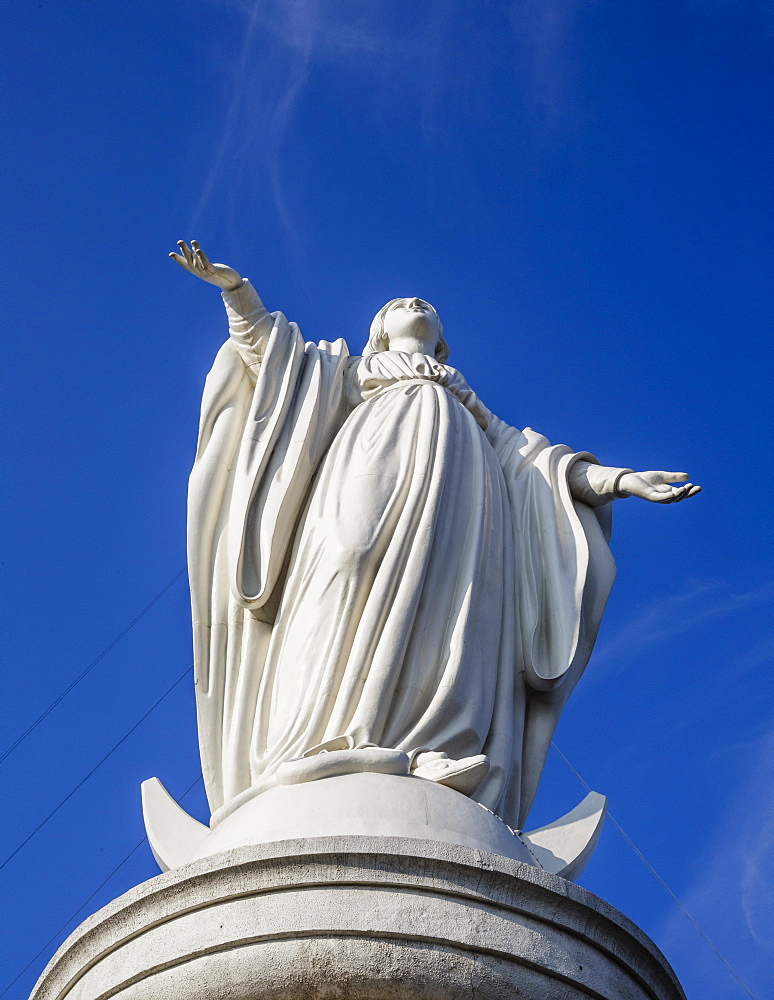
[30,836,685,1000]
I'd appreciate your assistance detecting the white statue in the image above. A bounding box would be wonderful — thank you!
[170,240,699,833]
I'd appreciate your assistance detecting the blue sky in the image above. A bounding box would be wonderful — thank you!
[2,2,772,997]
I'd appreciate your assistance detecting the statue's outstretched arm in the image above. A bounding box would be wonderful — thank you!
[569,461,701,505]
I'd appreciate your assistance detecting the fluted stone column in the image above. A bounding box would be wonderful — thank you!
[30,836,685,1000]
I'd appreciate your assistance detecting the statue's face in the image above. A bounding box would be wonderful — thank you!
[382,298,441,356]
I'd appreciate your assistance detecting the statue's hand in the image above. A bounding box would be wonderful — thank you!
[169,240,243,291]
[618,471,701,504]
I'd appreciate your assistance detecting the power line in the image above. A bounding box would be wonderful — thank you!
[0,568,187,766]
[0,684,755,998]
[0,667,191,871]
[0,774,203,1000]
[551,741,760,1000]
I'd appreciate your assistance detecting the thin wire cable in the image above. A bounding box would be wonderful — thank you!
[0,774,203,999]
[0,568,187,766]
[0,666,191,871]
[551,741,759,1000]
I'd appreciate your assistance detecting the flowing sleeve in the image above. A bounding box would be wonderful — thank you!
[486,414,617,824]
[227,327,351,612]
[221,280,275,376]
[188,299,349,810]
[190,306,350,620]
[568,460,632,508]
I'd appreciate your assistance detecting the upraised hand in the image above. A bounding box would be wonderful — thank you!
[617,471,701,504]
[169,240,243,292]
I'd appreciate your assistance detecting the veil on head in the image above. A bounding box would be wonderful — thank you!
[364,298,449,363]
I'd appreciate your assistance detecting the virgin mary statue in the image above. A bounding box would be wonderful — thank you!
[172,241,699,831]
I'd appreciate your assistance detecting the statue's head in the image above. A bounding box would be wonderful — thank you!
[365,298,449,362]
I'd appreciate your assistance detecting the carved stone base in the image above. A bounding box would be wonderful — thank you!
[30,837,686,1000]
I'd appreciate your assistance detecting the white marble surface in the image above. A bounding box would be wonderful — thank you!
[170,242,700,835]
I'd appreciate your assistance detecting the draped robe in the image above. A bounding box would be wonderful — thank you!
[189,282,617,829]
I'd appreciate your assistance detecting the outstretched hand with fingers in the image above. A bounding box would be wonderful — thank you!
[617,471,701,504]
[169,240,243,292]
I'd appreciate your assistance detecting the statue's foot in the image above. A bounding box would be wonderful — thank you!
[410,751,490,796]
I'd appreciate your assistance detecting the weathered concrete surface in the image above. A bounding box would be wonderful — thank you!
[30,837,686,1000]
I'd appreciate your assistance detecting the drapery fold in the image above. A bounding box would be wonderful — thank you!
[189,312,348,808]
[486,418,616,821]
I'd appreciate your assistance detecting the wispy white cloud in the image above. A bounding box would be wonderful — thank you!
[508,0,587,123]
[190,0,316,236]
[658,727,774,998]
[588,578,774,681]
[191,0,594,235]
[191,0,456,238]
